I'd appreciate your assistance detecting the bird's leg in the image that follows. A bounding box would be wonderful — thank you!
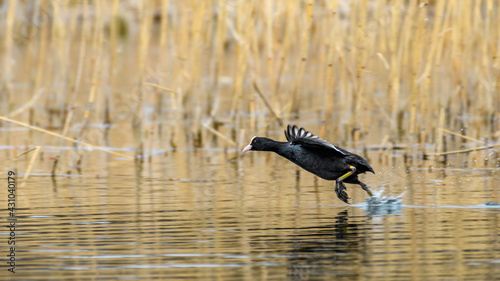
[335,166,356,204]
[338,165,356,181]
[359,181,374,197]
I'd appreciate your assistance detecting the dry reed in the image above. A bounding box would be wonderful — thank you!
[17,146,40,189]
[1,1,499,170]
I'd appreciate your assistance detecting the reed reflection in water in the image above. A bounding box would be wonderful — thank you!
[2,149,498,280]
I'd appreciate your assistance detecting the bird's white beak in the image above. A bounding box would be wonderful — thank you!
[241,144,252,154]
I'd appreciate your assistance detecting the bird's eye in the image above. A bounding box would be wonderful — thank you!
[253,139,256,143]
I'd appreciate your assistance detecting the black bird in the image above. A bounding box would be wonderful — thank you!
[242,125,374,203]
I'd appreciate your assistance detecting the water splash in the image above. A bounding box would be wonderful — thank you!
[353,186,405,215]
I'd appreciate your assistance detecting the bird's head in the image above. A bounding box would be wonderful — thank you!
[241,136,270,153]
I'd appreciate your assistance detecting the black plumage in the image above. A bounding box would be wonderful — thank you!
[242,125,374,203]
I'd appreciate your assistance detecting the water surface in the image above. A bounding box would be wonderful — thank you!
[1,147,499,280]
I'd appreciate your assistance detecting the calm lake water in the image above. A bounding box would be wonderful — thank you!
[1,142,499,280]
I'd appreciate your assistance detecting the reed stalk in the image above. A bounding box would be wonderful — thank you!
[0,116,132,159]
[18,146,41,189]
[3,0,16,112]
[1,1,499,168]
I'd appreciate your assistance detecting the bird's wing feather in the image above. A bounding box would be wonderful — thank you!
[284,125,346,156]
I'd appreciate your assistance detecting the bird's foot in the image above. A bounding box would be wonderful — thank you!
[335,180,351,204]
[360,182,374,197]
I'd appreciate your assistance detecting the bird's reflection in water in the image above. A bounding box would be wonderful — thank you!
[284,210,367,280]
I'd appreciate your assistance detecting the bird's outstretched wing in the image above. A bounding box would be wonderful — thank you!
[284,125,346,156]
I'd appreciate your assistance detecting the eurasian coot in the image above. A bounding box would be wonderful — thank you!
[242,125,374,203]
